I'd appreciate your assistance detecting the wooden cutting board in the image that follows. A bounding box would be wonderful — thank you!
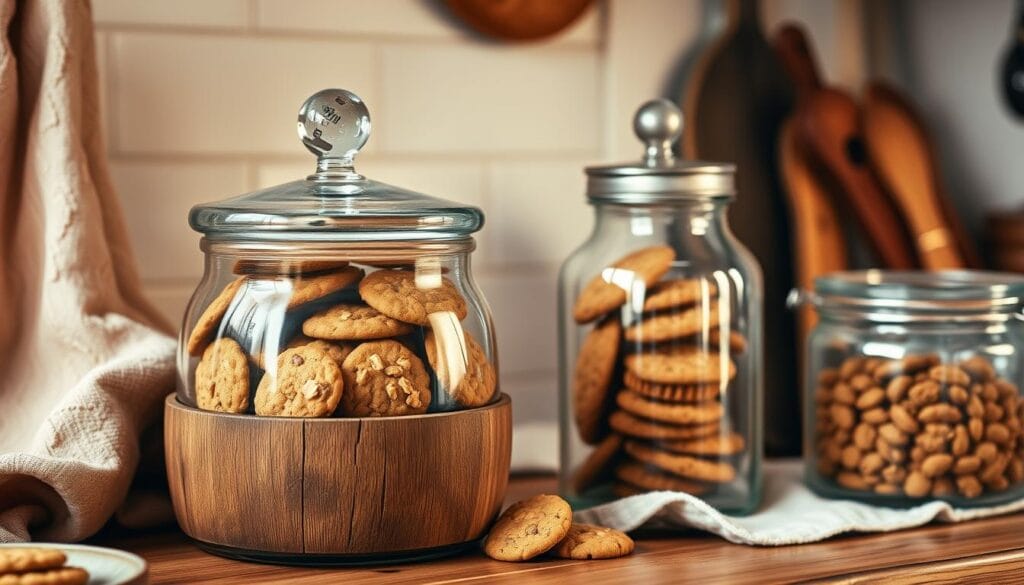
[862,81,980,269]
[683,0,799,456]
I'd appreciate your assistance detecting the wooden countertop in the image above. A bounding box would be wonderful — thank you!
[99,474,1024,584]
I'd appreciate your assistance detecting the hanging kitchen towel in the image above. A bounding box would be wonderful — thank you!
[575,460,1024,545]
[0,0,176,542]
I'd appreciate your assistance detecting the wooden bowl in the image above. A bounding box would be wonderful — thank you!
[164,393,512,565]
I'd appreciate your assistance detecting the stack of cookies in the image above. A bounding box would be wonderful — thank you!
[570,245,748,498]
[186,260,496,418]
[0,548,88,585]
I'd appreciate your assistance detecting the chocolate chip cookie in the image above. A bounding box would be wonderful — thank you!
[302,303,414,340]
[552,523,635,560]
[573,245,676,324]
[195,337,250,413]
[340,340,431,416]
[359,269,468,325]
[483,494,572,561]
[424,327,496,408]
[254,345,344,417]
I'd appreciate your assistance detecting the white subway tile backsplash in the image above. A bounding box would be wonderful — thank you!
[110,33,375,155]
[254,0,600,47]
[255,0,459,38]
[484,159,592,265]
[111,160,249,280]
[92,0,250,28]
[475,268,559,376]
[378,44,601,154]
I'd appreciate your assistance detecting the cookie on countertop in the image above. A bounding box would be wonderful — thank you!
[643,278,717,312]
[625,348,735,385]
[482,494,573,561]
[622,371,722,403]
[359,269,468,325]
[608,410,720,441]
[615,391,723,425]
[552,523,635,560]
[0,567,89,585]
[623,441,736,483]
[573,245,676,324]
[660,433,746,457]
[340,340,431,416]
[572,433,623,494]
[302,303,414,340]
[186,277,245,356]
[287,266,364,308]
[195,337,250,413]
[614,461,710,495]
[624,305,721,343]
[424,327,496,408]
[0,548,67,574]
[573,317,622,444]
[254,345,344,417]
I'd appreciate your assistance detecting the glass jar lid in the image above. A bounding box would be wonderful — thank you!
[585,99,735,203]
[189,89,483,243]
[809,270,1024,315]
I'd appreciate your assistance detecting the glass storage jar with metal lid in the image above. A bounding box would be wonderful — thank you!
[166,89,510,565]
[801,270,1024,506]
[558,99,763,514]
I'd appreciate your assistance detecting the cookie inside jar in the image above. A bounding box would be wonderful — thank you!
[567,244,757,511]
[185,254,497,417]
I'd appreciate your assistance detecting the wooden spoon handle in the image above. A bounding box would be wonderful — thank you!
[772,23,822,98]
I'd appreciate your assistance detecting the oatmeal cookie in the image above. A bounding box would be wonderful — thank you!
[195,337,250,413]
[573,317,621,444]
[254,345,344,417]
[359,270,468,325]
[340,340,431,416]
[552,523,635,560]
[573,246,676,324]
[186,277,245,356]
[302,303,414,340]
[482,494,572,561]
[424,328,496,408]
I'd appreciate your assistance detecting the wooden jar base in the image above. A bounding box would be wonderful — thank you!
[165,393,512,564]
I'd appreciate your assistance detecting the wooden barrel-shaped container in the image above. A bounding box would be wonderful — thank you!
[165,393,512,565]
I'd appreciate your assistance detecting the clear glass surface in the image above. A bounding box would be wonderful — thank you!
[177,243,498,417]
[558,199,763,514]
[804,271,1024,506]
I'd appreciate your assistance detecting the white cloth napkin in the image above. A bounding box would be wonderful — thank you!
[0,0,176,542]
[575,459,1024,545]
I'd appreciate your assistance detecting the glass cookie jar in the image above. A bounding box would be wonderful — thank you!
[165,89,511,565]
[802,271,1024,506]
[558,100,763,514]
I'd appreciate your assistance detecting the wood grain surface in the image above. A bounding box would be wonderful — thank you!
[165,394,511,556]
[103,474,1024,584]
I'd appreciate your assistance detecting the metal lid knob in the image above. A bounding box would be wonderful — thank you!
[633,99,683,167]
[297,89,371,179]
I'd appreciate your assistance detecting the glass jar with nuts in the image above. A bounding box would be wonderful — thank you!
[801,271,1024,506]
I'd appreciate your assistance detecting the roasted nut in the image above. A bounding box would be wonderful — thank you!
[996,379,1019,399]
[878,423,909,446]
[949,385,969,405]
[932,477,954,497]
[886,375,913,403]
[985,423,1012,445]
[850,374,873,392]
[889,404,919,434]
[841,445,862,470]
[953,455,982,475]
[917,404,962,424]
[837,471,869,490]
[874,483,901,495]
[853,423,877,450]
[929,365,971,386]
[967,394,985,418]
[984,403,1005,423]
[981,383,999,403]
[951,424,970,456]
[921,454,953,478]
[859,452,885,476]
[861,407,889,425]
[969,417,985,442]
[975,442,998,464]
[957,475,984,498]
[814,386,833,404]
[830,404,855,429]
[908,381,940,406]
[833,382,856,405]
[839,357,865,380]
[818,368,840,386]
[904,471,931,498]
[876,437,905,464]
[882,464,907,485]
[855,388,886,410]
[960,356,996,381]
[980,453,1010,484]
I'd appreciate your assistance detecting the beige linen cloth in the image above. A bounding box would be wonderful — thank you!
[0,0,177,541]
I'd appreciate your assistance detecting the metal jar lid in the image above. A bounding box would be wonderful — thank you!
[189,89,483,243]
[585,99,735,203]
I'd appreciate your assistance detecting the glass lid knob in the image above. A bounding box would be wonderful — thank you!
[297,88,371,178]
[633,99,683,167]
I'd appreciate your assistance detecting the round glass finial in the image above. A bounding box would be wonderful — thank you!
[633,99,683,166]
[297,89,371,168]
